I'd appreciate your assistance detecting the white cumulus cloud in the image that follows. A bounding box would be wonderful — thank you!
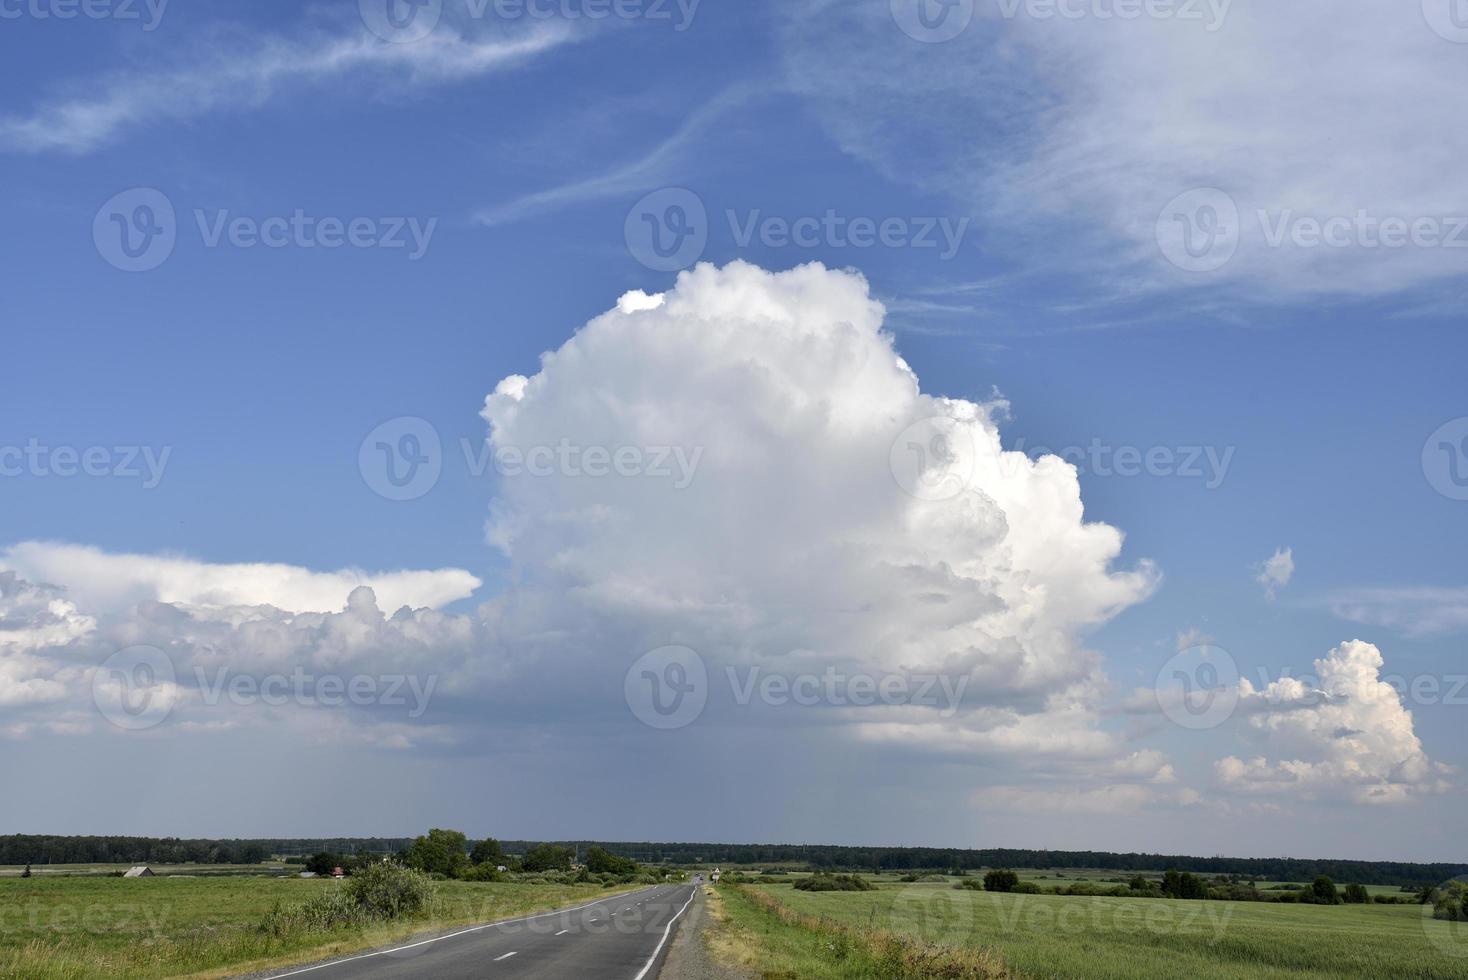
[1216,640,1450,804]
[1255,546,1294,600]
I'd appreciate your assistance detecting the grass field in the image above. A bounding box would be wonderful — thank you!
[0,864,292,879]
[0,875,631,979]
[720,881,1468,979]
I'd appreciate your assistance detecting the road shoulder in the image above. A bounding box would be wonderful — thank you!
[657,886,755,980]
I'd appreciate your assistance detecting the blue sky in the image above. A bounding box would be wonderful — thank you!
[1,0,1466,862]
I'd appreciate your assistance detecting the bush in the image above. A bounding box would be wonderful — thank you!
[1434,881,1468,921]
[347,862,437,919]
[1343,883,1370,904]
[1012,882,1042,894]
[793,873,874,892]
[1311,876,1341,905]
[259,864,436,937]
[984,869,1020,893]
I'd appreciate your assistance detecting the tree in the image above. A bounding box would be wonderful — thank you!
[1127,875,1151,893]
[1343,883,1370,904]
[983,869,1019,892]
[1178,872,1207,900]
[305,852,341,876]
[585,846,638,876]
[20,864,31,879]
[470,838,504,867]
[403,829,469,879]
[1312,876,1340,905]
[1162,869,1182,898]
[521,843,575,873]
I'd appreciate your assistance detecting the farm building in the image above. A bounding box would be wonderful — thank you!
[122,866,155,878]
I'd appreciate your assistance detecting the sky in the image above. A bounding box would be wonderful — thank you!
[0,0,1466,863]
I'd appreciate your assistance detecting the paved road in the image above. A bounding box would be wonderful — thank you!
[259,884,698,980]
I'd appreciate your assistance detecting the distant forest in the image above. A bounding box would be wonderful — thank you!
[3,836,1462,888]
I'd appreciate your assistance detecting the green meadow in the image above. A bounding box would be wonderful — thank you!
[721,880,1468,979]
[0,875,628,979]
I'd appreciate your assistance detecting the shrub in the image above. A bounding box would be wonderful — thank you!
[984,870,1020,893]
[1434,881,1468,921]
[1343,883,1370,904]
[1011,882,1042,894]
[793,873,874,892]
[347,862,436,919]
[1311,876,1341,905]
[257,861,439,934]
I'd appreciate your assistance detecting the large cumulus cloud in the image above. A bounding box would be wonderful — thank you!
[481,260,1157,765]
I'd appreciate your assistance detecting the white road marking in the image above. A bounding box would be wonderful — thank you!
[555,929,570,936]
[261,888,655,978]
[493,952,517,962]
[631,888,697,980]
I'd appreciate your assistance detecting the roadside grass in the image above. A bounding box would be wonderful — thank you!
[713,884,1011,979]
[0,875,636,979]
[759,881,1468,980]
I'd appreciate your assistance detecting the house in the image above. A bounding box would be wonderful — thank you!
[123,867,155,878]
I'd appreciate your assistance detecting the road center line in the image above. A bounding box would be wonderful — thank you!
[493,952,517,962]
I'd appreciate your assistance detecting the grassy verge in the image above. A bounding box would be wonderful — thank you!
[0,876,639,979]
[711,883,1011,979]
[768,881,1468,980]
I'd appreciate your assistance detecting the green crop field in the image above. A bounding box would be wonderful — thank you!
[0,875,630,979]
[728,881,1468,979]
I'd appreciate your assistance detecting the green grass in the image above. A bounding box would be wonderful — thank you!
[711,884,1009,979]
[747,881,1468,979]
[0,875,631,979]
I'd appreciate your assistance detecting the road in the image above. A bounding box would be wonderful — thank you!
[258,884,698,980]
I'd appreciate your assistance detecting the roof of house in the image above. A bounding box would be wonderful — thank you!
[122,866,154,878]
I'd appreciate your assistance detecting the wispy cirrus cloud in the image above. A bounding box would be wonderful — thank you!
[474,82,767,226]
[1,17,579,155]
[1327,585,1468,638]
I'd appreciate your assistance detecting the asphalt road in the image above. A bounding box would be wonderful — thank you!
[258,884,698,980]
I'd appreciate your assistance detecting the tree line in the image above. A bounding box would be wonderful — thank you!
[4,836,1462,888]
